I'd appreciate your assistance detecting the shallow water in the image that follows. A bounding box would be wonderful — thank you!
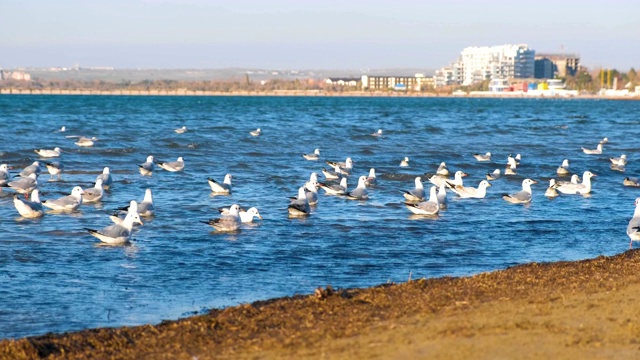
[1,95,639,339]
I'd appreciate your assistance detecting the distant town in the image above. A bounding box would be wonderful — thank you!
[1,43,638,98]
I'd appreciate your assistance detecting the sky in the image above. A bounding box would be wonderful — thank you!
[1,0,639,70]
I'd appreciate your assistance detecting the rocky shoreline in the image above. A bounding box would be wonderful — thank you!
[2,250,640,359]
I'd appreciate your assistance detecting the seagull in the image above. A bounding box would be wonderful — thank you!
[321,164,343,181]
[96,167,113,190]
[558,174,581,186]
[346,176,369,200]
[545,179,559,198]
[319,177,348,196]
[473,152,491,162]
[365,168,377,186]
[305,180,319,206]
[399,157,410,167]
[486,169,501,181]
[582,143,603,155]
[436,162,449,176]
[611,158,626,172]
[250,128,261,137]
[448,180,492,199]
[627,198,640,249]
[504,163,517,176]
[204,204,242,232]
[44,161,64,180]
[556,171,596,195]
[403,176,425,202]
[601,137,609,144]
[624,177,640,187]
[136,189,155,217]
[288,187,311,217]
[219,206,263,223]
[302,149,320,161]
[110,200,139,225]
[405,185,439,216]
[325,157,353,174]
[557,159,570,176]
[507,154,519,167]
[88,212,143,245]
[208,174,232,194]
[174,126,187,134]
[82,178,104,203]
[139,155,155,176]
[42,186,84,212]
[503,179,537,204]
[13,189,44,218]
[34,147,61,158]
[429,171,465,188]
[0,164,11,189]
[437,183,447,208]
[371,129,383,137]
[4,173,38,198]
[57,126,66,132]
[610,154,627,165]
[74,136,97,147]
[17,161,42,178]
[157,157,185,172]
[444,171,468,188]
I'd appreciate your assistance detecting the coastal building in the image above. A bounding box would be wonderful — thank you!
[0,70,31,81]
[324,78,359,87]
[534,53,580,79]
[361,74,434,91]
[433,44,535,87]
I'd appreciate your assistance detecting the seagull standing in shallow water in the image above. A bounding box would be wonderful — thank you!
[627,198,640,249]
[88,212,143,245]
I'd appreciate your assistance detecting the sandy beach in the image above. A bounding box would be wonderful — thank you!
[2,250,640,359]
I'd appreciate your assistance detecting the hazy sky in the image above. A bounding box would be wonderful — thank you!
[2,0,638,70]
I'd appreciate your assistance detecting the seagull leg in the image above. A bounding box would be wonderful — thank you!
[630,239,633,250]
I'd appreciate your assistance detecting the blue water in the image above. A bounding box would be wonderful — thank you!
[1,95,639,339]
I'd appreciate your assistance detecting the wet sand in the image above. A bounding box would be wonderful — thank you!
[2,250,640,359]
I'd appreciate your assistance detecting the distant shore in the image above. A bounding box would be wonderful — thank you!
[1,88,639,100]
[2,250,640,359]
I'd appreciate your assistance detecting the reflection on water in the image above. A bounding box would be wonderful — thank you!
[0,96,639,339]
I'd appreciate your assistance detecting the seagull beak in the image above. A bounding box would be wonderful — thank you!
[531,180,538,184]
[257,214,263,220]
[138,219,144,226]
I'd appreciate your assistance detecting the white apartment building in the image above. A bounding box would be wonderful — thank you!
[434,44,535,87]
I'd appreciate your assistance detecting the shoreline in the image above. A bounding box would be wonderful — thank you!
[1,88,639,100]
[2,250,640,359]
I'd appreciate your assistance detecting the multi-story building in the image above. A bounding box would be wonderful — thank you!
[534,53,580,79]
[361,74,433,91]
[433,44,535,87]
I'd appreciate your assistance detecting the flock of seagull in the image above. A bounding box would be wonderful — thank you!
[2,125,640,249]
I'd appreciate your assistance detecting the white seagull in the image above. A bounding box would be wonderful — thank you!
[436,162,449,176]
[44,161,64,180]
[557,159,570,176]
[365,168,377,186]
[399,157,410,167]
[545,179,559,198]
[405,185,439,216]
[403,176,425,202]
[18,161,42,178]
[139,155,155,176]
[74,136,97,147]
[219,206,263,223]
[371,129,383,137]
[346,176,369,200]
[581,143,603,155]
[449,180,492,199]
[319,177,348,196]
[473,152,491,162]
[88,212,143,245]
[204,204,242,232]
[288,187,311,217]
[42,186,84,212]
[486,169,501,181]
[208,174,232,194]
[13,189,44,218]
[82,178,104,203]
[250,128,261,137]
[34,147,61,158]
[610,154,627,165]
[0,164,11,189]
[96,167,113,190]
[556,171,596,195]
[136,189,155,217]
[110,200,139,225]
[157,157,185,172]
[627,198,640,249]
[174,126,187,134]
[5,173,38,198]
[302,149,320,161]
[503,179,538,204]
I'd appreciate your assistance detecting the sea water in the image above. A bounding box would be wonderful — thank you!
[0,95,639,338]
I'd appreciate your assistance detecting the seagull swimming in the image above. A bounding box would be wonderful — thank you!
[503,178,537,204]
[139,155,155,176]
[302,149,320,161]
[325,157,353,175]
[437,183,447,208]
[365,168,377,186]
[371,129,383,137]
[319,177,348,196]
[288,187,311,217]
[13,189,44,218]
[174,126,187,134]
[88,212,143,245]
[346,176,369,200]
[42,186,84,212]
[250,128,261,137]
[0,164,11,189]
[399,157,410,167]
[110,200,139,225]
[74,136,97,147]
[405,185,439,216]
[443,171,468,188]
[545,179,559,198]
[581,143,603,155]
[473,152,491,162]
[486,169,501,181]
[627,198,640,249]
[208,174,232,194]
[321,164,343,181]
[82,178,104,203]
[157,157,185,172]
[34,147,61,158]
[556,171,596,195]
[610,154,627,165]
[96,167,113,190]
[436,162,449,176]
[219,206,263,223]
[448,180,492,199]
[305,180,319,205]
[624,177,640,187]
[557,174,581,186]
[557,159,570,176]
[204,204,242,232]
[136,189,155,217]
[403,176,425,202]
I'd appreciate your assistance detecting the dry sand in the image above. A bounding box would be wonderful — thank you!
[2,250,640,359]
